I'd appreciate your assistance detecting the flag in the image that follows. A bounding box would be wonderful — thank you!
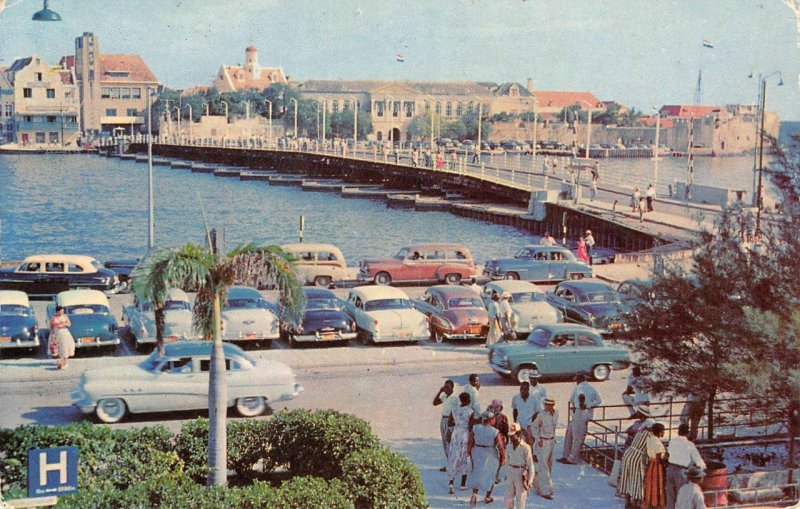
[702,39,714,48]
[395,53,405,63]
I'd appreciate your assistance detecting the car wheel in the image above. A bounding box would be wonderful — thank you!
[505,272,520,280]
[444,273,461,285]
[96,398,128,424]
[374,272,392,285]
[591,364,611,381]
[515,365,538,384]
[235,396,267,417]
[434,331,445,344]
[313,276,332,287]
[569,273,585,280]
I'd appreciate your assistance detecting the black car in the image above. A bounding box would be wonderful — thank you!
[103,258,140,292]
[0,255,119,298]
[545,280,632,337]
[283,288,357,347]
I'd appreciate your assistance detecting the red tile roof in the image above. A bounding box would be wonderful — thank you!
[60,54,157,83]
[640,116,674,128]
[222,65,286,91]
[659,105,721,118]
[533,91,603,109]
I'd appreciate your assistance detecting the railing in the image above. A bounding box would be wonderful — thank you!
[704,482,799,508]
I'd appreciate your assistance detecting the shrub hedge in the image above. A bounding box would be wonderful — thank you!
[341,446,427,509]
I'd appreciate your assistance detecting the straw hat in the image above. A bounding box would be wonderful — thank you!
[544,397,556,406]
[509,423,522,435]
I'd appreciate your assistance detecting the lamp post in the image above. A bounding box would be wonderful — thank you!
[220,100,229,141]
[755,71,784,237]
[147,85,154,252]
[184,104,192,142]
[652,106,660,189]
[264,99,272,146]
[321,99,326,147]
[386,95,395,148]
[174,106,181,143]
[579,100,593,159]
[351,97,359,152]
[531,96,538,161]
[476,101,483,155]
[289,98,298,140]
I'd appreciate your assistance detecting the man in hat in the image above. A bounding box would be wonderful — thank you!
[504,423,535,509]
[468,410,505,506]
[558,393,592,464]
[499,292,514,341]
[584,230,595,265]
[624,405,655,448]
[490,399,510,445]
[531,397,558,499]
[666,423,707,509]
[512,381,538,448]
[432,379,458,471]
[528,369,547,423]
[675,466,707,509]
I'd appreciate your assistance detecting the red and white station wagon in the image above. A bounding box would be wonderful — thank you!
[357,243,477,286]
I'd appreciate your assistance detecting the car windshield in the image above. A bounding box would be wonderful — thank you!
[512,292,546,304]
[225,299,264,309]
[307,298,344,311]
[515,248,536,258]
[393,248,410,260]
[528,328,551,347]
[90,260,103,271]
[66,304,109,315]
[0,304,31,315]
[164,300,191,311]
[140,352,163,372]
[578,291,619,304]
[447,297,484,309]
[364,298,414,311]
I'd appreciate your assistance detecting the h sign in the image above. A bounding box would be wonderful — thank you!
[27,447,79,497]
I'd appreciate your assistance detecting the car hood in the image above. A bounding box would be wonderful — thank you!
[163,310,194,334]
[489,340,540,356]
[580,302,629,318]
[0,314,37,331]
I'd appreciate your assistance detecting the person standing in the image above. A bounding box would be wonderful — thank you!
[643,423,668,509]
[542,156,550,175]
[623,366,650,416]
[618,419,657,509]
[528,370,547,422]
[486,293,503,347]
[591,160,600,181]
[666,423,706,509]
[558,393,592,464]
[584,230,596,266]
[680,393,707,441]
[465,374,482,417]
[49,306,75,370]
[472,146,480,164]
[646,184,656,212]
[499,292,515,341]
[465,276,481,293]
[512,381,538,448]
[675,466,707,509]
[577,236,590,263]
[490,399,510,445]
[631,187,641,212]
[540,232,556,246]
[448,392,475,494]
[468,410,505,506]
[590,176,598,201]
[570,371,603,419]
[504,423,535,509]
[433,380,458,471]
[531,397,558,500]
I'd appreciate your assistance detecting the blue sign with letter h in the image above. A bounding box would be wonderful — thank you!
[27,447,79,497]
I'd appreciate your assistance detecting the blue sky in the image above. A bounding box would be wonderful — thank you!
[1,0,799,120]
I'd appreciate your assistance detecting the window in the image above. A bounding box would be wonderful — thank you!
[392,101,399,118]
[22,263,40,272]
[200,358,233,371]
[49,132,59,144]
[126,108,137,116]
[45,262,64,272]
[23,88,32,98]
[110,88,120,99]
[24,115,32,122]
[46,89,55,99]
[4,104,12,116]
[550,334,574,347]
[121,88,131,99]
[47,116,56,123]
[132,88,141,99]
[404,102,413,118]
[101,88,112,99]
[576,334,596,347]
[343,100,350,111]
[332,100,339,114]
[376,101,385,117]
[67,116,77,123]
[435,102,441,114]
[456,103,463,116]
[68,263,84,273]
[446,102,452,117]
[105,109,117,116]
[163,357,193,374]
[35,72,42,81]
[35,132,45,143]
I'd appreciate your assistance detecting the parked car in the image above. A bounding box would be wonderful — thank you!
[0,254,120,297]
[480,281,561,338]
[545,280,632,336]
[344,286,429,344]
[221,286,280,347]
[281,243,352,287]
[47,289,120,351]
[103,259,140,292]
[414,285,489,343]
[487,323,630,383]
[0,290,39,352]
[358,243,477,286]
[71,341,303,423]
[616,278,654,308]
[122,288,199,351]
[283,287,357,347]
[483,245,593,282]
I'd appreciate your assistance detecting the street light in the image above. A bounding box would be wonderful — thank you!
[174,106,181,143]
[220,100,229,141]
[651,106,661,189]
[184,104,192,142]
[289,98,298,140]
[755,71,784,237]
[386,95,395,148]
[579,100,594,159]
[264,99,273,146]
[32,0,61,20]
[146,85,154,252]
[350,97,359,151]
[531,95,538,161]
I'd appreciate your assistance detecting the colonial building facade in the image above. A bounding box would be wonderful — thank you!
[213,46,288,93]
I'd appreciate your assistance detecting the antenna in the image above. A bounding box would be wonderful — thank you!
[693,70,703,105]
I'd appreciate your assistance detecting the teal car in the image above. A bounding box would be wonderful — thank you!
[47,289,120,352]
[487,323,630,383]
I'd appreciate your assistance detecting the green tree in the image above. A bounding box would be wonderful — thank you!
[329,109,372,140]
[132,243,305,486]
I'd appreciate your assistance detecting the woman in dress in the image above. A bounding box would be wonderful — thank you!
[617,419,656,509]
[577,237,590,263]
[643,423,667,508]
[485,293,503,347]
[468,410,506,505]
[448,392,475,494]
[50,306,75,369]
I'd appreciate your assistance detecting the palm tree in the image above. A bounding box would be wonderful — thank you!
[132,242,305,486]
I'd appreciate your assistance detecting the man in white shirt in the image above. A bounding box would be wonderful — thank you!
[622,365,650,416]
[675,466,707,509]
[540,232,556,246]
[558,393,592,464]
[570,371,602,419]
[528,370,547,421]
[666,423,707,509]
[531,397,558,500]
[498,293,514,340]
[432,379,459,471]
[512,382,538,447]
[584,230,595,266]
[465,373,481,416]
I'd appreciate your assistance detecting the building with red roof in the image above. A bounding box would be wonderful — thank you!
[213,46,288,93]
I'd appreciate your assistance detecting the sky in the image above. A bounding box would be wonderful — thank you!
[1,0,799,120]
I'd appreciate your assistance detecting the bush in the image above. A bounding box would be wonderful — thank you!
[173,418,211,483]
[341,446,427,509]
[270,476,354,509]
[265,409,379,479]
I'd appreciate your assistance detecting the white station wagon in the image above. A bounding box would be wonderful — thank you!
[344,286,429,344]
[281,243,353,287]
[481,280,562,338]
[71,341,303,423]
[122,288,200,351]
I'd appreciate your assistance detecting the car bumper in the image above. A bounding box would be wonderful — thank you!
[291,331,357,343]
[372,331,427,342]
[70,388,96,414]
[74,335,120,348]
[223,332,280,342]
[0,337,40,349]
[487,361,513,375]
[443,331,485,340]
[482,268,506,280]
[135,334,201,345]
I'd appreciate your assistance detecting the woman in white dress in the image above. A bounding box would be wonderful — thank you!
[50,306,75,369]
[448,392,475,494]
[485,293,503,347]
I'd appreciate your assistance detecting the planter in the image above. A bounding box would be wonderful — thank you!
[703,460,729,506]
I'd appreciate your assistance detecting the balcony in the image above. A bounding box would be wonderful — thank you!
[101,115,144,125]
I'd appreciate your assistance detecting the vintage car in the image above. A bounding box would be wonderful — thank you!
[616,278,654,308]
[414,285,489,343]
[480,280,561,338]
[358,243,477,286]
[221,286,280,347]
[283,287,357,346]
[281,243,353,287]
[0,290,40,352]
[103,259,140,291]
[71,341,303,423]
[482,245,593,282]
[344,286,429,344]
[122,288,200,351]
[546,280,633,336]
[487,323,631,383]
[46,289,120,351]
[0,254,120,297]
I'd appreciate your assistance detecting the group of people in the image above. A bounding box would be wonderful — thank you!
[631,185,657,214]
[540,228,595,265]
[433,370,604,508]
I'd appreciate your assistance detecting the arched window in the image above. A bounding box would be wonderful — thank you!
[332,100,339,114]
[446,102,452,117]
[435,102,442,114]
[456,103,463,116]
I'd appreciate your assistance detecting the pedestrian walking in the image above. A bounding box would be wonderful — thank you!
[499,292,515,341]
[590,176,598,201]
[577,236,590,263]
[531,397,558,500]
[680,393,706,441]
[643,423,667,509]
[448,392,475,494]
[472,146,480,164]
[617,419,658,509]
[666,423,707,509]
[558,393,592,464]
[631,187,642,212]
[490,399,510,445]
[504,423,535,509]
[675,466,707,509]
[623,366,651,416]
[433,380,459,471]
[486,292,503,347]
[540,231,556,246]
[542,156,550,174]
[468,410,505,506]
[591,160,600,181]
[49,306,75,370]
[528,369,547,423]
[646,184,656,212]
[512,381,539,448]
[465,373,482,417]
[584,230,595,265]
[450,150,457,170]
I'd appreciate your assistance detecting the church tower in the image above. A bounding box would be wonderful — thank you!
[244,46,261,80]
[74,32,101,133]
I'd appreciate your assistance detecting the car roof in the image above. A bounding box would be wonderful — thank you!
[0,290,30,306]
[428,285,480,298]
[487,280,543,293]
[350,286,410,300]
[161,341,244,358]
[522,245,570,252]
[166,288,190,301]
[56,289,110,307]
[402,243,470,251]
[304,287,337,300]
[535,323,599,334]
[227,286,261,300]
[21,254,100,271]
[557,280,614,293]
[281,243,344,256]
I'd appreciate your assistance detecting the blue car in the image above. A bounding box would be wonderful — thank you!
[283,288,356,347]
[546,280,632,336]
[47,289,120,352]
[0,290,40,353]
[483,245,593,282]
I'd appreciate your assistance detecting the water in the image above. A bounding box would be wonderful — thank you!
[0,151,766,264]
